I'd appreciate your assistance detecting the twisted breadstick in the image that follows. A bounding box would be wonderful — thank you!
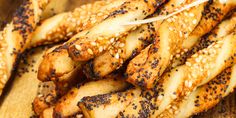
[67,0,167,62]
[161,65,236,118]
[169,12,236,70]
[0,0,50,95]
[127,0,236,89]
[37,0,127,82]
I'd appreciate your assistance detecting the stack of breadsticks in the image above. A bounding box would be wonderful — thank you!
[1,0,236,118]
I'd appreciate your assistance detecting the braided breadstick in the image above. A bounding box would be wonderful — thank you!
[0,0,50,95]
[37,0,127,82]
[126,0,236,89]
[67,0,167,62]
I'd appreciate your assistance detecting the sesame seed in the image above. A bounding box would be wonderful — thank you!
[174,110,180,114]
[186,62,191,66]
[189,13,194,17]
[184,49,188,52]
[75,45,82,50]
[176,54,181,58]
[115,33,120,37]
[179,31,183,37]
[169,27,174,31]
[167,18,172,22]
[184,12,188,16]
[119,43,125,48]
[188,81,192,87]
[110,38,115,43]
[157,95,163,101]
[99,47,103,52]
[97,36,103,40]
[115,53,120,59]
[87,48,94,55]
[90,41,97,46]
[169,109,174,114]
[172,106,178,110]
[185,80,189,87]
[166,105,172,109]
[192,19,197,24]
[184,34,188,38]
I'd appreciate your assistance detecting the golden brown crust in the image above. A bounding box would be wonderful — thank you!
[0,0,50,95]
[67,0,166,62]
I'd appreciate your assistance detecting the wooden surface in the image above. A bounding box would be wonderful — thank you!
[0,0,235,118]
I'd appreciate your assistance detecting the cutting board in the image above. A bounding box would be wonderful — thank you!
[0,0,235,117]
